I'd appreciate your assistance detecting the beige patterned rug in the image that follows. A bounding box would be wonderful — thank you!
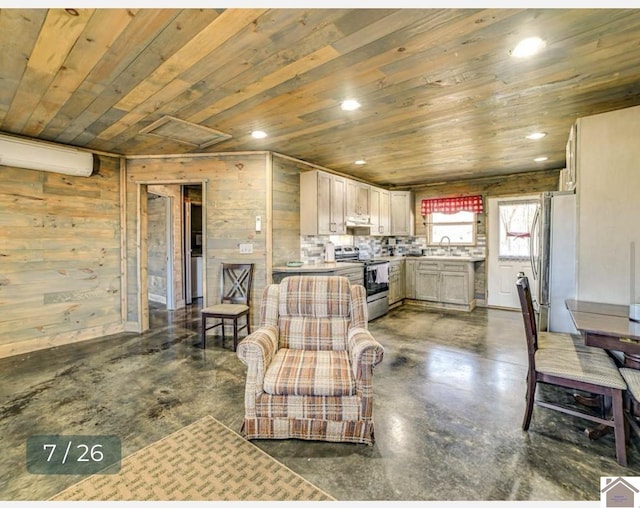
[50,415,334,501]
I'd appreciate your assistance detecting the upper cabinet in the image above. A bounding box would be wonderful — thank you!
[300,170,346,235]
[390,190,414,236]
[369,186,390,236]
[345,179,370,221]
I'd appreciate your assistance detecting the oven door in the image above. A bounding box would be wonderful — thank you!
[365,263,389,299]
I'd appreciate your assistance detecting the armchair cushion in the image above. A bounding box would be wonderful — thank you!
[263,349,355,396]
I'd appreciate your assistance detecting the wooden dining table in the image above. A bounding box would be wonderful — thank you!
[566,299,640,368]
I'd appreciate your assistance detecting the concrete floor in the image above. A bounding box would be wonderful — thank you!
[1,301,638,501]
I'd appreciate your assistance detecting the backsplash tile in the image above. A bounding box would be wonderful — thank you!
[300,234,486,261]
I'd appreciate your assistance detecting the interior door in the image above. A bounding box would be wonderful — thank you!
[487,195,539,309]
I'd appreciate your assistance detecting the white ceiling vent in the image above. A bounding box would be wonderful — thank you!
[139,116,232,148]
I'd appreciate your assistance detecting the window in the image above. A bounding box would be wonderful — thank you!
[421,195,483,246]
[428,211,476,245]
[497,200,537,260]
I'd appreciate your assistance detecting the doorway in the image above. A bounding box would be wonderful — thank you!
[139,182,206,332]
[487,195,539,309]
[184,186,203,305]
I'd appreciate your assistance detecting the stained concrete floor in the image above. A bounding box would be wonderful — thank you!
[1,301,639,501]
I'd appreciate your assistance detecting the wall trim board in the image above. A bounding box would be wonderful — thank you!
[125,151,269,160]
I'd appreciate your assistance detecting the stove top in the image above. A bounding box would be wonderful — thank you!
[334,246,388,265]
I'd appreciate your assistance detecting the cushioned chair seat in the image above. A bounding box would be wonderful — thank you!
[263,349,355,396]
[620,368,640,398]
[535,348,627,389]
[538,331,611,356]
[202,303,249,316]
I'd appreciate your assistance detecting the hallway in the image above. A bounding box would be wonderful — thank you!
[1,302,637,501]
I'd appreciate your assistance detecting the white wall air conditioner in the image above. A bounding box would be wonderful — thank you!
[0,133,94,177]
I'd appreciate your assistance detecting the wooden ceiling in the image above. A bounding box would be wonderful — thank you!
[2,8,640,187]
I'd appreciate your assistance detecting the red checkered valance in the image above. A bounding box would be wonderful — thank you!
[421,195,484,215]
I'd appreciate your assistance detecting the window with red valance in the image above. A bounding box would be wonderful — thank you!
[420,195,484,216]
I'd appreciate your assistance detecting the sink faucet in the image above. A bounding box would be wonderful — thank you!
[439,235,452,256]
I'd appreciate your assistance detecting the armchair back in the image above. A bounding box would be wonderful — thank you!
[278,276,351,351]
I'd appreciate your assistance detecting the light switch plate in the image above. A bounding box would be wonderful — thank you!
[239,243,253,254]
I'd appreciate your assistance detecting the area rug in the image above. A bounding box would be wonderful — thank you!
[50,415,335,501]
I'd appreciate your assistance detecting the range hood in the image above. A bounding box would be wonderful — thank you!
[345,216,372,227]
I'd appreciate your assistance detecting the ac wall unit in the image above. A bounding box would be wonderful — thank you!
[0,133,94,177]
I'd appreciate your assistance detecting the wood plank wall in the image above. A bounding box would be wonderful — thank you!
[125,153,269,328]
[271,154,305,269]
[0,155,124,358]
[409,168,560,301]
[146,193,168,304]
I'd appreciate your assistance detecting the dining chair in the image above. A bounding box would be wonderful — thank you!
[619,368,640,441]
[516,274,628,466]
[201,263,253,351]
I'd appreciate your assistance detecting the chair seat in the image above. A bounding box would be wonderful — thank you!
[538,331,611,356]
[536,348,627,389]
[202,304,249,317]
[263,348,355,397]
[620,368,640,399]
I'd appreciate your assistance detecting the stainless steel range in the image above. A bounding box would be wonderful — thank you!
[334,246,389,321]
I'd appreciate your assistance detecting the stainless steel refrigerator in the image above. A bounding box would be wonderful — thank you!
[530,191,577,333]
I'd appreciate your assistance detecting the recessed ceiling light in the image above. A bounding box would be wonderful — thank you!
[251,130,267,139]
[534,156,548,162]
[354,159,366,165]
[341,99,361,111]
[511,37,546,58]
[526,132,547,140]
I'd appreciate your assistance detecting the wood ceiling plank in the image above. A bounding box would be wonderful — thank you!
[55,9,216,145]
[2,8,95,133]
[22,9,139,137]
[114,8,266,113]
[0,9,46,126]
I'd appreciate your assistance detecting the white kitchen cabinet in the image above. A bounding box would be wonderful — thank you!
[346,179,370,220]
[575,105,640,306]
[300,170,346,235]
[406,258,480,311]
[390,190,414,236]
[388,259,405,306]
[369,186,390,236]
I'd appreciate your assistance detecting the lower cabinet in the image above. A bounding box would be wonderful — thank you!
[405,258,478,311]
[388,260,405,306]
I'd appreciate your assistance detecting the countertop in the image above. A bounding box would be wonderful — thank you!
[272,261,362,273]
[402,255,485,262]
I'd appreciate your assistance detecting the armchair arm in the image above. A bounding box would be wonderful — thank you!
[236,326,279,397]
[347,327,384,376]
[347,327,384,420]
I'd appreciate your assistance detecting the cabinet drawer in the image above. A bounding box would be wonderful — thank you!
[441,262,467,272]
[417,261,439,271]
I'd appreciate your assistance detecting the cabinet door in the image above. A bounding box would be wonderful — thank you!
[440,271,468,304]
[390,191,413,236]
[346,180,370,218]
[370,187,390,236]
[405,260,416,298]
[416,270,440,301]
[317,172,346,235]
[331,175,346,234]
[316,171,333,235]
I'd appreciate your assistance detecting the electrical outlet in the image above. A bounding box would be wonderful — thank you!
[239,243,253,254]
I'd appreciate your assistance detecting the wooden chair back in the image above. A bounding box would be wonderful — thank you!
[220,263,253,305]
[516,273,538,361]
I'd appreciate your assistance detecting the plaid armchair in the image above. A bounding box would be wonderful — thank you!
[236,275,384,445]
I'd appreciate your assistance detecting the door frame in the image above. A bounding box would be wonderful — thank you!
[136,180,207,333]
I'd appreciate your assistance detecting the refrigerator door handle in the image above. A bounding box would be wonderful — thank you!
[530,206,540,280]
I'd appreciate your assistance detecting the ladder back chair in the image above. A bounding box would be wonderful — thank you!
[516,274,628,466]
[201,263,253,351]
